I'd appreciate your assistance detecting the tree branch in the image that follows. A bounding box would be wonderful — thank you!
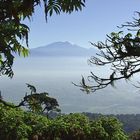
[76,12,140,93]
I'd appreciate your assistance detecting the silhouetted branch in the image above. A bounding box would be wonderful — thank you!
[76,12,140,93]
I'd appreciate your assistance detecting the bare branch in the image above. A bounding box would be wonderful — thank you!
[77,12,140,93]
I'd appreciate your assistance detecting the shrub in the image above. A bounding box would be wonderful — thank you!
[0,104,128,140]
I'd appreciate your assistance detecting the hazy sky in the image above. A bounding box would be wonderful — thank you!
[26,0,140,48]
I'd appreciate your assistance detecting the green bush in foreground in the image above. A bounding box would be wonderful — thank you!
[0,103,128,140]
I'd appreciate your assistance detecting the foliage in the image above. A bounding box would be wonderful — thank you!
[23,84,60,114]
[46,113,91,140]
[84,112,140,134]
[0,84,60,115]
[0,0,86,78]
[0,104,32,140]
[77,12,140,93]
[0,104,128,140]
[90,117,128,140]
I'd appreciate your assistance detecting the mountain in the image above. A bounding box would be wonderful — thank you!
[30,41,96,57]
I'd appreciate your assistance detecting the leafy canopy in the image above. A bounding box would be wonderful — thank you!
[0,105,128,140]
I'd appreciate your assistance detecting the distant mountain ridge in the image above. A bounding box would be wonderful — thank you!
[30,41,96,57]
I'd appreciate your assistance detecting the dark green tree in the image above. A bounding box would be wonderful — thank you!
[0,84,60,115]
[0,107,128,140]
[0,0,86,78]
[23,84,60,114]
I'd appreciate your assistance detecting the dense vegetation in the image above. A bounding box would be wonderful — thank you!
[84,113,140,134]
[0,103,128,140]
[0,85,138,140]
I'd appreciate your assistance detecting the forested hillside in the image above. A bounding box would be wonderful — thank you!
[83,113,140,133]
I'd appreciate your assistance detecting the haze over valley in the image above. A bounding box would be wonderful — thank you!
[1,42,140,114]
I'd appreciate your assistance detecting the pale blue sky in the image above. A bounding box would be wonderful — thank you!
[26,0,140,48]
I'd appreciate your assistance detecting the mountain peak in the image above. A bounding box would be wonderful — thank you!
[30,41,96,57]
[46,41,81,49]
[51,41,71,45]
